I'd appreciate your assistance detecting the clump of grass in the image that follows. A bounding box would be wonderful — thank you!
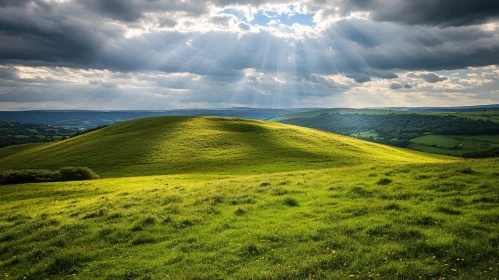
[414,174,430,180]
[234,208,246,216]
[436,206,461,215]
[82,209,107,219]
[459,167,475,174]
[240,244,260,257]
[141,216,156,226]
[283,197,299,207]
[472,197,498,203]
[45,252,91,275]
[259,182,271,187]
[272,188,288,196]
[377,178,392,185]
[383,203,402,210]
[131,233,156,245]
[175,219,198,229]
[347,186,373,198]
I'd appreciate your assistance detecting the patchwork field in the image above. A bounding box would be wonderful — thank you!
[410,135,499,155]
[0,117,498,279]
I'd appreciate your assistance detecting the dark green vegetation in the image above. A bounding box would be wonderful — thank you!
[0,117,445,178]
[0,116,497,279]
[1,160,498,279]
[0,121,76,148]
[272,109,499,157]
[0,167,98,185]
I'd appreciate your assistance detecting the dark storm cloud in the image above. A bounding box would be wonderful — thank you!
[407,72,448,83]
[81,0,143,22]
[77,0,208,22]
[324,0,499,27]
[0,1,499,84]
[0,0,31,7]
[0,1,124,67]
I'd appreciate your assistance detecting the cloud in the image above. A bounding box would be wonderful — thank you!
[407,72,448,83]
[1,0,499,109]
[311,0,499,27]
[389,83,402,89]
[238,22,251,30]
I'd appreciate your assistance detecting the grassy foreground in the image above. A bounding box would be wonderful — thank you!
[1,159,498,279]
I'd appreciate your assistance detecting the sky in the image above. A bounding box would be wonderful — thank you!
[0,0,499,110]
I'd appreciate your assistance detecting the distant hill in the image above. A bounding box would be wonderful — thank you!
[0,121,76,148]
[0,108,316,129]
[0,116,448,177]
[269,109,499,157]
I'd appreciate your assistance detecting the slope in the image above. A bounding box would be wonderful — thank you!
[0,116,450,177]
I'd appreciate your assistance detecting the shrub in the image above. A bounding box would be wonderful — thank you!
[0,167,99,185]
[58,167,99,181]
[0,169,59,185]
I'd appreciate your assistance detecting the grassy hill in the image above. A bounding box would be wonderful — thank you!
[0,116,448,178]
[2,116,498,279]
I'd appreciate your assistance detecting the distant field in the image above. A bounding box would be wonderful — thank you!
[352,131,379,138]
[410,135,499,155]
[411,135,462,149]
[269,108,499,123]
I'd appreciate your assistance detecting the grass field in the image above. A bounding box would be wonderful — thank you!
[1,160,499,279]
[1,117,498,279]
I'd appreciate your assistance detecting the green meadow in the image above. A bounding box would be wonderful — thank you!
[0,117,498,279]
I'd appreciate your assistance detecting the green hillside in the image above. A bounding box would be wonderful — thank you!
[1,117,498,279]
[0,116,448,177]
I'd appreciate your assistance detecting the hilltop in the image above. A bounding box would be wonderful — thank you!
[0,116,448,177]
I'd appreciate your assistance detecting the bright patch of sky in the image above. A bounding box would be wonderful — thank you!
[253,10,315,26]
[220,7,315,27]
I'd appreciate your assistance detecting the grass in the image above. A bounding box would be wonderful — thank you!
[0,160,498,279]
[0,116,497,279]
[0,116,449,178]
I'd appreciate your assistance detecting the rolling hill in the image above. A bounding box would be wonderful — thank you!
[0,116,449,177]
[1,116,498,279]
